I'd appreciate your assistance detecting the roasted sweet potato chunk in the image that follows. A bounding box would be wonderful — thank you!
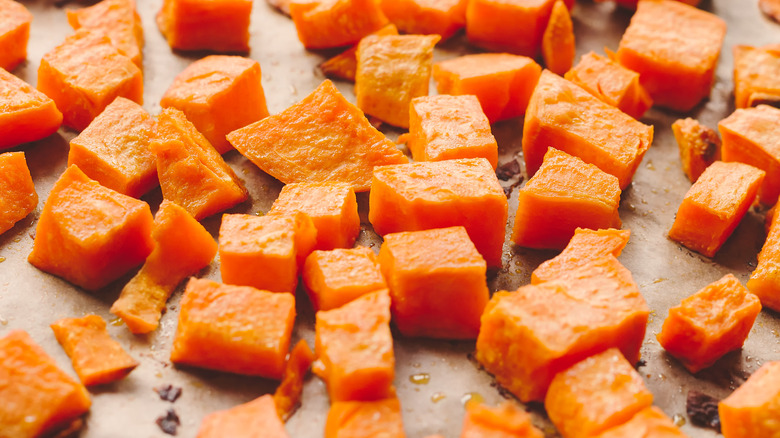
[303,247,387,311]
[461,401,544,438]
[0,67,62,150]
[67,0,144,68]
[532,228,630,284]
[734,45,780,109]
[466,0,558,57]
[325,398,405,438]
[0,151,37,235]
[671,118,721,183]
[749,207,780,312]
[197,394,290,438]
[157,0,252,52]
[719,361,780,438]
[290,0,389,49]
[273,339,314,421]
[319,24,399,82]
[541,0,575,76]
[0,0,32,71]
[379,0,467,41]
[592,407,687,438]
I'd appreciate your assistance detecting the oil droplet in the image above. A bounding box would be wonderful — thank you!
[460,392,484,405]
[155,371,163,378]
[653,278,667,284]
[255,211,264,216]
[431,392,446,403]
[646,161,655,170]
[109,317,124,327]
[13,237,21,243]
[673,414,686,427]
[0,257,5,263]
[411,362,421,368]
[409,373,430,385]
[0,316,7,325]
[658,374,667,381]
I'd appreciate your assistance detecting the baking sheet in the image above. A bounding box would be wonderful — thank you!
[2,0,780,436]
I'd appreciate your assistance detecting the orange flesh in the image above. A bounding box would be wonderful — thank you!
[319,24,399,82]
[303,246,387,311]
[719,361,780,438]
[749,206,780,312]
[50,314,139,386]
[67,0,144,68]
[0,151,37,235]
[668,161,764,258]
[379,0,467,41]
[541,0,575,76]
[324,398,405,438]
[227,80,407,192]
[273,339,315,421]
[196,394,290,438]
[465,0,557,57]
[461,401,544,438]
[512,148,622,250]
[289,0,389,49]
[170,278,296,379]
[160,55,269,154]
[671,118,721,183]
[0,0,32,71]
[532,228,630,284]
[0,67,62,149]
[592,407,688,438]
[157,0,252,52]
[733,45,780,109]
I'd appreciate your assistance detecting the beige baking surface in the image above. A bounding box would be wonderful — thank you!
[1,0,780,436]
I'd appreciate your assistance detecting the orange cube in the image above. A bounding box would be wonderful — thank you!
[377,226,489,339]
[227,80,407,192]
[219,213,317,293]
[749,207,780,312]
[564,52,653,120]
[460,402,544,438]
[671,118,721,183]
[407,94,497,169]
[532,228,630,284]
[0,331,91,437]
[50,314,139,386]
[476,255,649,402]
[545,348,654,438]
[0,67,62,150]
[161,55,269,154]
[432,53,542,123]
[303,247,387,311]
[157,0,252,52]
[290,0,389,49]
[197,394,290,438]
[719,361,780,438]
[657,274,761,373]
[325,398,405,438]
[170,278,296,379]
[668,161,764,258]
[37,29,143,131]
[111,200,218,334]
[319,23,399,82]
[68,97,157,198]
[269,181,360,251]
[379,0,467,41]
[369,158,507,268]
[0,151,37,235]
[734,45,780,109]
[592,407,687,438]
[512,148,622,250]
[314,290,394,401]
[615,0,726,112]
[0,0,32,71]
[28,165,155,291]
[719,105,780,206]
[356,35,439,129]
[67,0,144,68]
[151,108,248,220]
[465,0,557,57]
[523,71,654,190]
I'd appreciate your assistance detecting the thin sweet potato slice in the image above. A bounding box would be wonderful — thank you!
[197,394,290,438]
[273,339,315,421]
[0,151,37,235]
[67,0,144,68]
[0,67,63,150]
[0,0,32,71]
[671,118,721,183]
[541,0,575,76]
[532,228,630,284]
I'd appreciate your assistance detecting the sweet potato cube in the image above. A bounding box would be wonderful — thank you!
[541,0,575,76]
[668,161,764,258]
[151,108,248,220]
[273,339,314,421]
[671,118,721,183]
[734,45,780,109]
[50,314,138,386]
[432,53,542,123]
[466,0,557,57]
[545,348,654,438]
[355,35,439,129]
[749,207,780,312]
[157,0,252,52]
[532,228,630,284]
[0,151,37,235]
[197,394,290,438]
[461,401,544,438]
[0,331,91,437]
[379,0,467,41]
[564,52,653,120]
[512,148,622,250]
[325,398,405,438]
[719,105,780,206]
[0,67,62,150]
[28,165,155,291]
[476,255,649,402]
[657,274,761,373]
[37,29,143,131]
[615,0,726,112]
[67,0,144,68]
[289,0,389,49]
[303,247,387,311]
[219,213,317,293]
[161,55,269,154]
[171,278,296,379]
[314,290,394,402]
[111,200,217,334]
[407,94,497,169]
[269,182,360,251]
[0,0,32,71]
[319,24,399,82]
[719,361,780,438]
[369,158,507,268]
[592,407,687,438]
[227,80,407,192]
[68,97,157,198]
[377,227,489,339]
